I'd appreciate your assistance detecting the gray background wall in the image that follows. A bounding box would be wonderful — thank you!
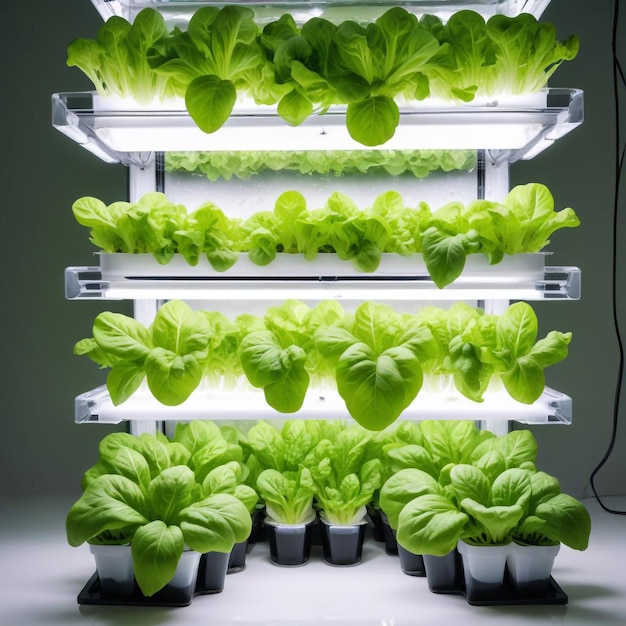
[0,0,623,500]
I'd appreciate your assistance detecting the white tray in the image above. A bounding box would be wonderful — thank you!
[98,251,547,282]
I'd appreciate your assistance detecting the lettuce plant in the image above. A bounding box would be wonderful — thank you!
[66,433,252,597]
[67,9,178,104]
[256,467,317,524]
[513,471,591,550]
[165,149,477,181]
[304,426,382,524]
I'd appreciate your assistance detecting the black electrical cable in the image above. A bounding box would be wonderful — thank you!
[588,0,626,514]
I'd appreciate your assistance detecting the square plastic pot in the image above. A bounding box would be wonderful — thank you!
[265,518,313,566]
[397,544,425,577]
[320,519,368,566]
[457,540,510,602]
[89,544,134,596]
[507,542,561,596]
[227,540,249,574]
[366,506,385,543]
[379,510,398,555]
[196,551,230,594]
[150,549,202,605]
[423,550,462,593]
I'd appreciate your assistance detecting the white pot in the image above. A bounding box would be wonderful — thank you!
[168,549,202,591]
[457,540,509,601]
[89,544,134,596]
[507,542,561,594]
[457,540,510,584]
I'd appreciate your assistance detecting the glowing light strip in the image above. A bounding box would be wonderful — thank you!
[75,384,572,425]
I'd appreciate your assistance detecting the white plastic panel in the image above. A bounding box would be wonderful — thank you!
[75,383,572,425]
[64,257,581,301]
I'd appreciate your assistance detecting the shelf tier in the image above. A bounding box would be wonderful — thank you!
[75,383,572,425]
[65,265,581,301]
[90,0,552,26]
[51,89,583,167]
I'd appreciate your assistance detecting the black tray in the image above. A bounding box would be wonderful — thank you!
[78,573,197,607]
[432,574,568,606]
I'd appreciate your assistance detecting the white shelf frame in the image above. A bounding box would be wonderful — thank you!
[51,89,584,167]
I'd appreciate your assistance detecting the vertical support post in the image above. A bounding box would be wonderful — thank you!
[479,151,511,436]
[128,157,162,436]
[128,156,156,202]
[482,151,510,202]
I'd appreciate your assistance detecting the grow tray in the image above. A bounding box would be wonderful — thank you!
[430,572,568,606]
[78,572,196,607]
[77,541,568,608]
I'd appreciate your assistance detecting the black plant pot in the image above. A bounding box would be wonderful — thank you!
[366,506,385,543]
[379,511,398,555]
[320,520,368,566]
[397,544,425,576]
[423,550,463,593]
[227,540,249,574]
[248,506,267,544]
[265,519,313,566]
[195,551,230,594]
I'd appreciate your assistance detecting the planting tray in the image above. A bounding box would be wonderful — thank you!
[432,573,568,606]
[78,573,197,607]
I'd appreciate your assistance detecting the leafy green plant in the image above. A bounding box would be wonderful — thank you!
[313,301,439,430]
[75,299,211,405]
[165,149,477,181]
[66,433,252,597]
[256,467,317,524]
[513,471,591,549]
[305,425,382,524]
[67,9,178,104]
[147,6,270,132]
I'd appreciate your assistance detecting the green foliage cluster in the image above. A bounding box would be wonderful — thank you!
[67,6,579,145]
[75,299,572,430]
[67,421,591,590]
[378,423,591,555]
[72,183,579,288]
[66,427,255,596]
[164,149,477,180]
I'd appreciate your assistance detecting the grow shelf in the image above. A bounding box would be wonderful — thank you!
[74,384,572,425]
[51,89,583,167]
[64,263,581,302]
[90,0,552,27]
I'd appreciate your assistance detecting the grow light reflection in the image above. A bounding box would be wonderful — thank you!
[75,383,572,425]
[94,122,542,153]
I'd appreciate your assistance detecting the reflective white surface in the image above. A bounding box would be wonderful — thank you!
[1,495,625,626]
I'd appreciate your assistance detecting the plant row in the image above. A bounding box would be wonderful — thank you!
[165,148,477,181]
[66,419,590,596]
[67,6,579,145]
[72,182,579,287]
[75,299,572,430]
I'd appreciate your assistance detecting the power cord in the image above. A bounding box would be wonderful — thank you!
[588,0,626,514]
